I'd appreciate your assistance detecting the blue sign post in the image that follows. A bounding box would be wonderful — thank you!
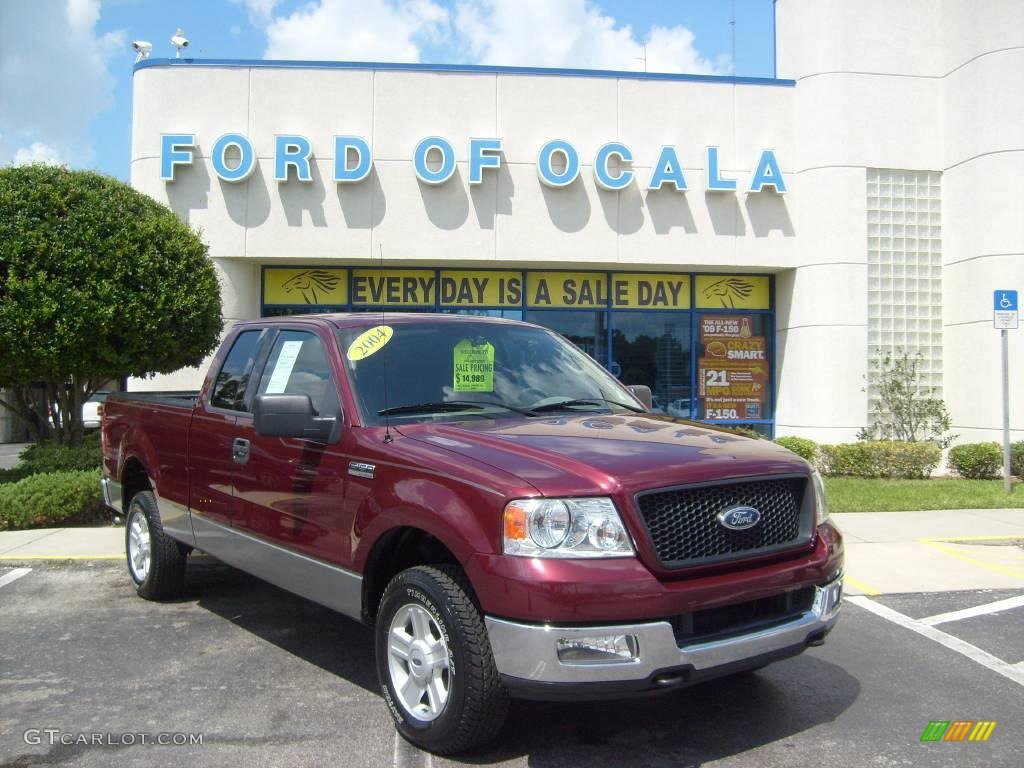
[994,290,1018,493]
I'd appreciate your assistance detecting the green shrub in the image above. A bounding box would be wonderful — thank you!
[774,436,818,464]
[0,466,33,485]
[820,441,941,479]
[947,442,1002,479]
[0,470,104,531]
[18,432,101,474]
[1011,441,1024,479]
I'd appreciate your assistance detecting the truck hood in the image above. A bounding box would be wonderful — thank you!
[401,414,809,496]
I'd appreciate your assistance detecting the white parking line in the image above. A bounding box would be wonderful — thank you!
[920,594,1024,626]
[0,567,32,589]
[847,596,1024,688]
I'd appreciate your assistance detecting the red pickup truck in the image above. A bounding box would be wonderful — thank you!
[101,313,843,753]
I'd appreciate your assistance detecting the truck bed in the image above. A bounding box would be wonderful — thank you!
[106,391,199,409]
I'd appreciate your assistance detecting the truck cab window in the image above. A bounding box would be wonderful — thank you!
[256,330,338,417]
[210,330,262,411]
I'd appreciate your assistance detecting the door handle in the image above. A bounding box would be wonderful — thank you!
[232,438,250,465]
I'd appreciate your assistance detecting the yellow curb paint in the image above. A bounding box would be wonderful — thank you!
[843,575,882,596]
[921,540,1024,581]
[922,534,1024,543]
[0,555,123,561]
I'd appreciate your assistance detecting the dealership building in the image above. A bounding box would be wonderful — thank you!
[111,0,1023,445]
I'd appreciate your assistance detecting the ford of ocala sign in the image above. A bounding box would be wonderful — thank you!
[160,134,788,193]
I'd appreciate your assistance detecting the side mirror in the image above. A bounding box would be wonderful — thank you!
[253,394,337,442]
[626,384,653,410]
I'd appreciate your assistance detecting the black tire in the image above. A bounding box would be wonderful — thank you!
[376,565,509,754]
[124,490,186,600]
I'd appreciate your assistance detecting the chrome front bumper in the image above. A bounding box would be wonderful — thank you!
[485,575,843,688]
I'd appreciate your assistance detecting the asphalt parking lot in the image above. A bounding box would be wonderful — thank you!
[1,559,1022,768]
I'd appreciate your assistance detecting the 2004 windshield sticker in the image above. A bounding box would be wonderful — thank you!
[346,325,393,361]
[453,339,495,392]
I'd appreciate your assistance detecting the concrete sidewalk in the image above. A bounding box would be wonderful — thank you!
[1,510,1022,595]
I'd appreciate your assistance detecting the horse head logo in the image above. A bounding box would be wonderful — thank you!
[282,270,341,305]
[703,278,754,308]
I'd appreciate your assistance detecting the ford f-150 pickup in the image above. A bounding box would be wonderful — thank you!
[100,313,843,754]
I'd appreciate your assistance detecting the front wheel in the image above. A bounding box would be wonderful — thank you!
[376,565,509,754]
[125,491,186,600]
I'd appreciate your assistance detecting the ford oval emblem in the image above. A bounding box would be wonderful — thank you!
[718,506,761,531]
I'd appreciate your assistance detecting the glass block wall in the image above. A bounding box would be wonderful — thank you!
[866,169,943,415]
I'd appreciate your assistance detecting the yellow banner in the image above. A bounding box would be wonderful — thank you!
[351,269,437,305]
[612,274,690,309]
[263,268,348,306]
[695,275,770,310]
[439,271,523,307]
[526,272,609,308]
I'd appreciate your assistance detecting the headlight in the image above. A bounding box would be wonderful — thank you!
[812,469,830,525]
[503,497,634,558]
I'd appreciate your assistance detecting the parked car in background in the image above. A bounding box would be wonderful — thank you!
[667,398,691,419]
[81,392,109,429]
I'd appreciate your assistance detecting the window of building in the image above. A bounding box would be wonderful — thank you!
[866,169,943,420]
[260,268,775,434]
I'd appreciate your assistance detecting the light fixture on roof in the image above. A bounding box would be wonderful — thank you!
[171,28,190,58]
[132,40,152,63]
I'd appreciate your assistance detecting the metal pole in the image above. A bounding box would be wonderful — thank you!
[1002,328,1011,494]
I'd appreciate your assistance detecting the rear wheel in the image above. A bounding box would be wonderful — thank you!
[376,565,509,754]
[125,491,186,600]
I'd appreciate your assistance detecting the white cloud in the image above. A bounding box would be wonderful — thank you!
[230,0,281,26]
[0,0,125,167]
[263,0,449,62]
[249,1,722,73]
[13,141,63,166]
[454,0,723,74]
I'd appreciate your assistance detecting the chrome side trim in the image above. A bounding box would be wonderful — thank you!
[190,514,363,622]
[100,477,122,514]
[486,575,843,684]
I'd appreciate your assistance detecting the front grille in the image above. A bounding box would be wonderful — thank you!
[636,477,810,569]
[672,588,815,645]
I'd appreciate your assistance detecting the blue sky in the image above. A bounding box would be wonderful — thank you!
[1,0,775,181]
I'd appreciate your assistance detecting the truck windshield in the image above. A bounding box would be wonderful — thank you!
[337,320,642,426]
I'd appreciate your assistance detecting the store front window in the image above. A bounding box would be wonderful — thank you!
[525,311,608,367]
[260,267,773,434]
[611,314,690,417]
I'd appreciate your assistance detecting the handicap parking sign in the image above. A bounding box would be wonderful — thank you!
[994,290,1018,329]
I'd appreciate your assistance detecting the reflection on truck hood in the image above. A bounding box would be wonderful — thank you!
[402,414,808,497]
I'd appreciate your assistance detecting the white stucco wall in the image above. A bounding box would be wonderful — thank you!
[128,0,1023,449]
[776,0,1024,446]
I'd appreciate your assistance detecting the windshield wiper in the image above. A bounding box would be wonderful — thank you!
[529,397,645,414]
[378,400,537,417]
[378,402,484,416]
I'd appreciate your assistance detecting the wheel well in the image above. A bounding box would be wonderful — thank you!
[362,527,461,623]
[121,458,152,511]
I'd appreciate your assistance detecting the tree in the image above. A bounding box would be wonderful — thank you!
[859,348,956,448]
[0,164,222,445]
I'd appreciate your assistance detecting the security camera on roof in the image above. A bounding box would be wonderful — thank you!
[132,40,152,62]
[171,28,189,58]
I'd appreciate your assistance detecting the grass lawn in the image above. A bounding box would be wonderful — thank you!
[825,477,1024,513]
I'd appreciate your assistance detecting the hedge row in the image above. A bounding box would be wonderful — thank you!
[820,441,941,479]
[775,436,1024,481]
[0,470,105,531]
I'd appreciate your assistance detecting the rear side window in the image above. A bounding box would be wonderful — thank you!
[256,330,339,417]
[211,330,262,411]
